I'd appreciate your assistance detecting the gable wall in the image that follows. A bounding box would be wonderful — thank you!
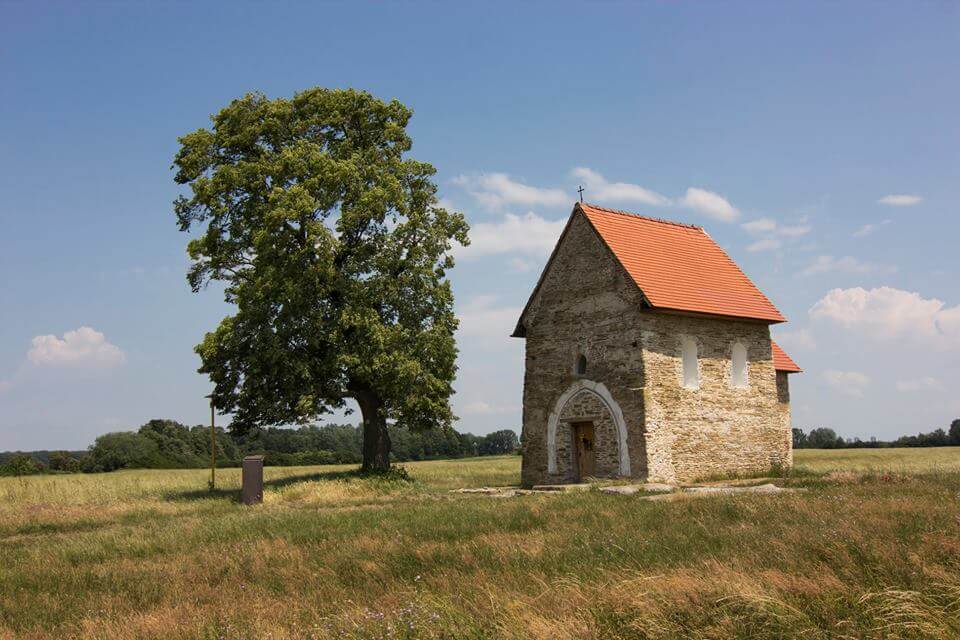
[520,212,647,486]
[640,312,791,482]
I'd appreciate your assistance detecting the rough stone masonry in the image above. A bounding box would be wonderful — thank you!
[512,204,798,487]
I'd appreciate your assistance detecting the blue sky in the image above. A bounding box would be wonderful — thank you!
[1,2,958,450]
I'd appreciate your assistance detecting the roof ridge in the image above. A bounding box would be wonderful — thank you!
[579,202,703,230]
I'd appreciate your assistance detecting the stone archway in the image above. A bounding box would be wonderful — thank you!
[547,379,630,478]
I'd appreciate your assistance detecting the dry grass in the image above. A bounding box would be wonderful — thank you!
[1,449,959,639]
[793,446,960,474]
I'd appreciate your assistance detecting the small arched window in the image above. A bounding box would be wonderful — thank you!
[576,354,587,376]
[731,342,748,388]
[681,338,699,390]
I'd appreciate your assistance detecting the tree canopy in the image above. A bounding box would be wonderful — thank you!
[173,88,468,470]
[477,429,520,456]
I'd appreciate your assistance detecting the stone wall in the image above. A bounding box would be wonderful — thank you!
[640,313,791,482]
[519,212,647,487]
[776,371,794,470]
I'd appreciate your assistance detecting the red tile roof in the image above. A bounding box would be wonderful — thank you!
[771,340,802,373]
[579,203,786,323]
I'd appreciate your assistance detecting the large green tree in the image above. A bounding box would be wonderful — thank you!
[173,88,468,471]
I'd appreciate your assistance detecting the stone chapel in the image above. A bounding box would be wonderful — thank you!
[513,203,801,487]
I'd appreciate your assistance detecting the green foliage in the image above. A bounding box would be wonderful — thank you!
[86,432,162,472]
[45,418,518,473]
[172,87,469,469]
[84,420,242,471]
[47,451,81,472]
[242,423,362,465]
[0,454,42,476]
[388,423,466,461]
[243,424,357,466]
[137,419,242,468]
[893,428,950,448]
[242,423,511,466]
[794,420,960,449]
[478,429,520,456]
[805,427,843,449]
[791,428,807,448]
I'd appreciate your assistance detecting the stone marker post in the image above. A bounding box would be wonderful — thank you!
[241,455,264,505]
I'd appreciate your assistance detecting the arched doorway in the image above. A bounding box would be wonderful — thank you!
[546,380,630,480]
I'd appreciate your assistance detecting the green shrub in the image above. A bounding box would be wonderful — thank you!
[1,454,42,476]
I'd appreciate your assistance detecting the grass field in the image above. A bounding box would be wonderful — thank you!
[1,449,959,639]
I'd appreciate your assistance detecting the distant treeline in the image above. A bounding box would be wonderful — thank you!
[793,420,960,449]
[0,419,520,476]
[7,418,960,477]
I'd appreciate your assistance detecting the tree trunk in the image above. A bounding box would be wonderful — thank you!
[355,386,391,472]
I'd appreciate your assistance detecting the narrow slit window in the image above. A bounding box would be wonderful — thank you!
[681,338,699,390]
[576,354,587,376]
[731,342,748,388]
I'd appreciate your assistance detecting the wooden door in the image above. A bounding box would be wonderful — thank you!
[573,422,595,480]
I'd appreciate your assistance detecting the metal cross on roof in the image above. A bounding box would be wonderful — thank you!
[577,185,585,202]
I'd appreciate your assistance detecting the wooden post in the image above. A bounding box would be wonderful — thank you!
[209,400,216,491]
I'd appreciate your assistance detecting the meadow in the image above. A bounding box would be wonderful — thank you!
[1,449,959,639]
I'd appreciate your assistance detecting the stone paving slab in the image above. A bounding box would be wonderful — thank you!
[681,477,781,488]
[684,482,784,494]
[598,483,675,495]
[452,487,512,494]
[641,484,803,501]
[452,481,802,499]
[530,483,592,492]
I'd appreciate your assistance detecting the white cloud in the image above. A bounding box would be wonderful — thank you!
[747,237,782,252]
[823,369,870,397]
[742,218,777,234]
[742,217,811,252]
[853,220,891,238]
[895,377,943,392]
[852,224,877,238]
[742,218,812,238]
[508,257,536,273]
[810,286,960,345]
[570,167,670,206]
[878,194,922,207]
[452,173,568,210]
[778,224,812,238]
[678,187,740,222]
[456,295,523,339]
[775,328,816,350]
[460,400,521,415]
[27,327,126,368]
[799,255,884,278]
[436,197,458,212]
[454,168,744,226]
[456,211,566,260]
